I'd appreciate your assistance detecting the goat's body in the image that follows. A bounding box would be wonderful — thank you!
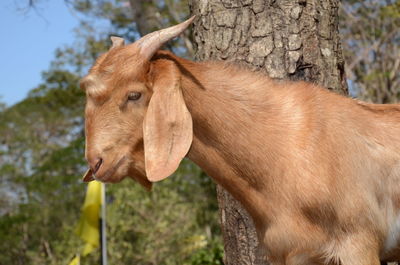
[84,20,400,264]
[156,54,400,264]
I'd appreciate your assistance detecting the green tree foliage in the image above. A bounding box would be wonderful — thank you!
[0,69,86,264]
[0,1,222,264]
[340,0,400,103]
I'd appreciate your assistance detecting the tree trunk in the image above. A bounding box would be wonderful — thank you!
[129,0,162,36]
[189,0,347,264]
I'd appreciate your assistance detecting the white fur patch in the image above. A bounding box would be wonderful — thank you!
[384,212,400,252]
[384,163,400,253]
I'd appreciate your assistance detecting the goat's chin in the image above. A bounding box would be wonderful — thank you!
[129,175,152,191]
[103,174,126,183]
[95,173,125,184]
[127,167,152,191]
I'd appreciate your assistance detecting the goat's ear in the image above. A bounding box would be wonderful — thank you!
[143,61,192,182]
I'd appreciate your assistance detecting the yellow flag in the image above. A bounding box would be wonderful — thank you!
[68,255,80,265]
[75,181,103,256]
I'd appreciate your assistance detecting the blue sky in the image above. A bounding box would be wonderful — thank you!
[0,0,79,106]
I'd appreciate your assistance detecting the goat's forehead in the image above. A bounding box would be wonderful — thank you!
[81,70,144,100]
[99,46,144,70]
[82,48,147,97]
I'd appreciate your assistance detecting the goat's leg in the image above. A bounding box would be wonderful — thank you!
[285,253,321,265]
[285,248,380,265]
[335,233,381,265]
[338,254,380,265]
[285,235,381,265]
[285,249,336,265]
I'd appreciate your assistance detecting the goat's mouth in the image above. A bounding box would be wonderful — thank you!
[82,156,127,183]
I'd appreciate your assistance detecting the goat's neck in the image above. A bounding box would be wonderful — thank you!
[180,60,285,228]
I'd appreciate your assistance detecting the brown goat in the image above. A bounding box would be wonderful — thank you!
[81,17,400,265]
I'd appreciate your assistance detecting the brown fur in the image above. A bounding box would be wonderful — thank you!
[82,43,400,264]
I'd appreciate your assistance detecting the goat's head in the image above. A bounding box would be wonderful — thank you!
[81,17,195,188]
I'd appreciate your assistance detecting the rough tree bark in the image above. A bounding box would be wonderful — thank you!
[189,0,347,264]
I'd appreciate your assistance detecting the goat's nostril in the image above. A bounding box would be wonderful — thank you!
[93,158,103,174]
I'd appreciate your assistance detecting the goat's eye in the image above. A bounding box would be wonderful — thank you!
[127,92,141,101]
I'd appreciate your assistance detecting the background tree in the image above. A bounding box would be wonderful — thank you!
[340,0,400,103]
[189,0,347,264]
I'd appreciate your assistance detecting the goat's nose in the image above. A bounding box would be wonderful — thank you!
[89,157,103,174]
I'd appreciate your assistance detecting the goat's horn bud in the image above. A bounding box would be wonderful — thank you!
[110,36,125,49]
[134,16,196,60]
